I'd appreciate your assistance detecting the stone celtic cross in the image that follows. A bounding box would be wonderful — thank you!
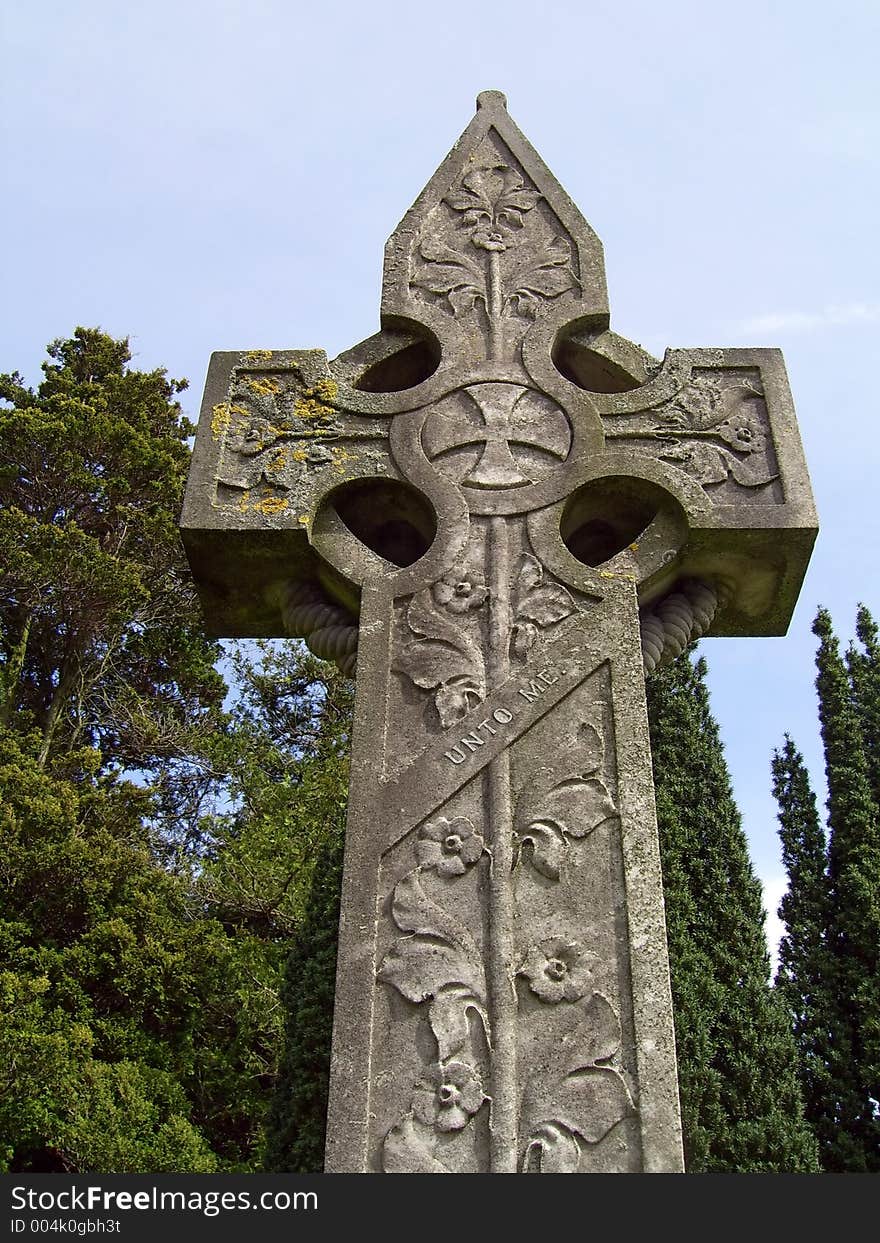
[182,92,816,1173]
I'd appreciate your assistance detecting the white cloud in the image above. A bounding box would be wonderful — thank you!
[736,302,880,336]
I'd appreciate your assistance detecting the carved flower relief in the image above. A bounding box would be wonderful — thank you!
[230,417,280,456]
[417,816,485,877]
[471,227,507,252]
[412,1062,485,1132]
[519,938,596,1004]
[716,411,766,453]
[445,165,541,250]
[409,162,579,327]
[432,570,489,614]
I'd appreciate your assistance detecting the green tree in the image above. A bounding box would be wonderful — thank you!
[223,644,353,1175]
[0,327,224,812]
[775,608,880,1170]
[261,821,346,1174]
[0,727,219,1171]
[194,640,354,1171]
[0,330,283,1171]
[646,651,818,1172]
[771,736,837,1160]
[847,605,880,810]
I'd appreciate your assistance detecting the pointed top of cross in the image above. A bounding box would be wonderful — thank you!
[383,90,609,367]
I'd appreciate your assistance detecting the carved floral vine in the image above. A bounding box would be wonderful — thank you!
[514,720,618,880]
[393,583,487,728]
[510,554,576,660]
[520,992,635,1173]
[511,712,634,1171]
[378,817,490,1173]
[379,708,634,1171]
[410,163,579,358]
[652,370,777,489]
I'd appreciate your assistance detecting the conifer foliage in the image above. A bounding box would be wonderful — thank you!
[0,328,224,773]
[773,607,880,1171]
[646,652,818,1172]
[0,330,319,1171]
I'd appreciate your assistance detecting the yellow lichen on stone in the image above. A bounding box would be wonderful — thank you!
[253,495,288,515]
[212,402,252,438]
[211,403,231,437]
[292,377,339,423]
[237,489,251,513]
[268,449,289,474]
[312,377,338,403]
[244,349,273,365]
[298,514,310,526]
[330,446,355,475]
[292,447,309,462]
[248,376,281,397]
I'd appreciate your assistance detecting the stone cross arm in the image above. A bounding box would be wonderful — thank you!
[181,91,817,1173]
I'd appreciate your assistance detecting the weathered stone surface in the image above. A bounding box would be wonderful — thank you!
[181,90,817,1172]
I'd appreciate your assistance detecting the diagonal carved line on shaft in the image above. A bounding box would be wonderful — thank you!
[376,614,613,852]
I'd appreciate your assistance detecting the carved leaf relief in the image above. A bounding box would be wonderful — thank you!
[652,370,778,490]
[514,720,617,879]
[523,1122,582,1173]
[521,993,635,1173]
[409,159,579,352]
[503,235,580,320]
[383,864,483,974]
[411,234,486,315]
[429,985,489,1063]
[382,1115,451,1174]
[510,555,575,660]
[378,937,483,1007]
[394,588,486,728]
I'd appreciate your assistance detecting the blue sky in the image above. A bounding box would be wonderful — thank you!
[4,1,879,959]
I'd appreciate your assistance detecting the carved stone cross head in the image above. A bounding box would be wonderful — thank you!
[182,91,816,1173]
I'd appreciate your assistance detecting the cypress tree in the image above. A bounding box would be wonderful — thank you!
[646,651,818,1172]
[771,736,838,1159]
[808,609,880,1170]
[847,605,880,810]
[262,822,345,1173]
